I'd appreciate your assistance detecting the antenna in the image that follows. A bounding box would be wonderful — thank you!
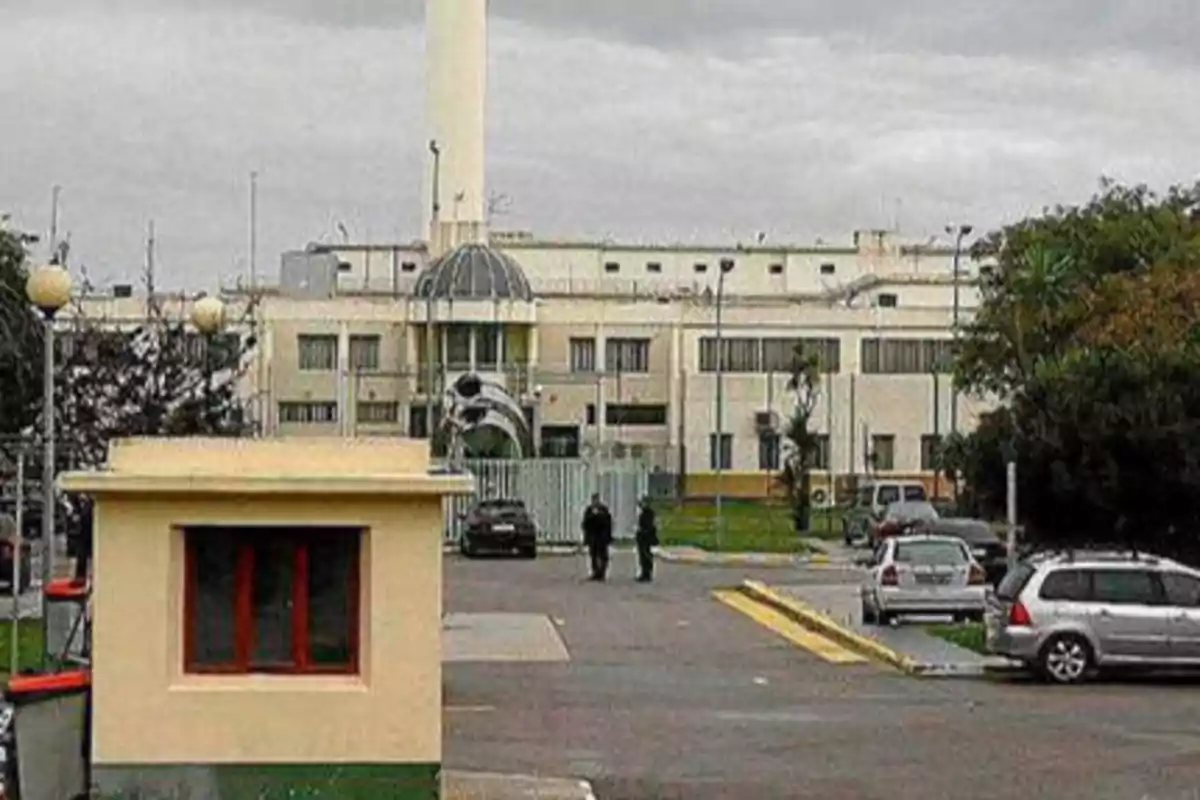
[145,220,157,316]
[249,170,259,289]
[48,185,62,264]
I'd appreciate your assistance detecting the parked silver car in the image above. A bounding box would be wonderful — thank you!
[985,550,1200,684]
[860,534,989,625]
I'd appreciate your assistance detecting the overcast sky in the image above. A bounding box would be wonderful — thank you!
[1,0,1197,290]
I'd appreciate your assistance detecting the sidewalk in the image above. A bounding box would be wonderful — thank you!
[444,771,595,799]
[742,581,1022,678]
[655,539,856,569]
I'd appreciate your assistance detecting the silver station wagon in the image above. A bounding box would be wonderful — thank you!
[985,550,1200,684]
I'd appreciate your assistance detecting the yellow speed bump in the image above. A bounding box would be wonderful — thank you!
[714,590,867,664]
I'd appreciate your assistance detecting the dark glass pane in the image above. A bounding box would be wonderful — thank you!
[307,533,358,667]
[251,537,295,666]
[191,529,239,666]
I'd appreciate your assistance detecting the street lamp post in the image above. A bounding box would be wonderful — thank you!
[191,296,227,432]
[945,224,973,437]
[714,257,735,549]
[25,262,72,659]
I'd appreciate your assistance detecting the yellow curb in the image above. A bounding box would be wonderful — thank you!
[714,590,868,664]
[809,553,831,563]
[739,580,919,674]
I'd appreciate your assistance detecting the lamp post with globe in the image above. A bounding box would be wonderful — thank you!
[190,296,227,432]
[24,262,72,649]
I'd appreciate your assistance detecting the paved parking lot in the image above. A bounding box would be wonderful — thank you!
[446,553,1200,799]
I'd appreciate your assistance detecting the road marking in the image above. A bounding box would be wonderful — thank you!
[714,590,868,664]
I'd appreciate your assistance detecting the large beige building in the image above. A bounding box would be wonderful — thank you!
[74,225,986,499]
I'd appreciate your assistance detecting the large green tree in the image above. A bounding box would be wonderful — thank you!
[947,179,1200,560]
[0,226,46,436]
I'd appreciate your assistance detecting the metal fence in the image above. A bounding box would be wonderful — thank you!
[442,458,649,545]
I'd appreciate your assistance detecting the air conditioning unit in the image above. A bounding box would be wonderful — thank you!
[810,486,833,509]
[754,411,778,432]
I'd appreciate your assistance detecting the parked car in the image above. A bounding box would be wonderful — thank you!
[843,481,928,545]
[859,534,988,625]
[985,549,1200,684]
[913,517,1009,586]
[869,500,940,547]
[459,499,538,559]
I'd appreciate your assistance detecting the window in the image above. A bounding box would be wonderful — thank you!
[605,338,650,373]
[476,325,500,369]
[585,403,597,425]
[348,335,380,372]
[184,526,359,675]
[698,338,760,373]
[860,339,955,375]
[1039,570,1090,602]
[540,425,581,458]
[894,540,967,566]
[297,335,337,371]
[694,262,708,274]
[408,405,442,439]
[356,401,399,424]
[1091,569,1161,605]
[811,435,831,471]
[279,402,338,424]
[768,263,784,275]
[920,435,944,471]
[337,261,352,273]
[761,338,841,374]
[758,433,780,470]
[605,404,667,426]
[877,293,898,308]
[820,263,836,275]
[570,338,597,373]
[709,433,733,470]
[445,324,471,369]
[877,486,901,505]
[871,435,896,471]
[1162,573,1200,607]
[604,261,620,274]
[646,261,663,274]
[401,261,418,273]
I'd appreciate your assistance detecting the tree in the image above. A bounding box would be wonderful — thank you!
[0,226,47,437]
[950,179,1200,561]
[0,222,259,559]
[777,343,822,534]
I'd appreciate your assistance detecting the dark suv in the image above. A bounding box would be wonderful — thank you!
[459,499,538,559]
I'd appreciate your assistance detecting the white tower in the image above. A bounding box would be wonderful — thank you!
[425,0,488,257]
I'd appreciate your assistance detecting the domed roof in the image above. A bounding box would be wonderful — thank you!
[415,243,533,302]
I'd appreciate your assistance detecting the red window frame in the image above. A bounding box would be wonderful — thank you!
[183,527,361,676]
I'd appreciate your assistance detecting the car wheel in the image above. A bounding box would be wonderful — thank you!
[877,609,894,626]
[460,537,476,559]
[519,546,537,560]
[860,599,876,625]
[1038,633,1094,685]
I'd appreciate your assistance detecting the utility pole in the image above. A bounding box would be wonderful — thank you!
[48,185,61,263]
[714,257,736,549]
[945,224,973,438]
[145,220,156,316]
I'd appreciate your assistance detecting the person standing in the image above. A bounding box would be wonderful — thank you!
[635,496,659,583]
[581,493,613,582]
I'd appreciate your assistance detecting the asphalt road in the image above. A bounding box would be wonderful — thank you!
[445,552,1200,800]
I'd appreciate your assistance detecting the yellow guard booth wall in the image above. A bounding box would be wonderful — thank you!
[60,437,473,800]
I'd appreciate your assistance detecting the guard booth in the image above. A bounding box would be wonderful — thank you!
[58,437,473,800]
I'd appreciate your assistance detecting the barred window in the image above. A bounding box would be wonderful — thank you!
[700,337,841,374]
[356,401,399,424]
[297,335,337,371]
[871,435,896,471]
[348,335,380,372]
[605,338,650,373]
[279,402,338,424]
[921,434,944,471]
[860,339,954,375]
[569,338,596,372]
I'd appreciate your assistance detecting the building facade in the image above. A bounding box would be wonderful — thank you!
[76,228,989,499]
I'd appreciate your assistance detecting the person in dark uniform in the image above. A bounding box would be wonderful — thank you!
[635,496,659,583]
[581,493,613,582]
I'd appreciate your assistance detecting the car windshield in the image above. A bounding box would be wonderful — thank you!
[877,486,901,505]
[903,486,928,501]
[477,500,524,511]
[934,521,997,544]
[894,541,967,565]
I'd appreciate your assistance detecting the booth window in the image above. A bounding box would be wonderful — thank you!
[184,526,360,675]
